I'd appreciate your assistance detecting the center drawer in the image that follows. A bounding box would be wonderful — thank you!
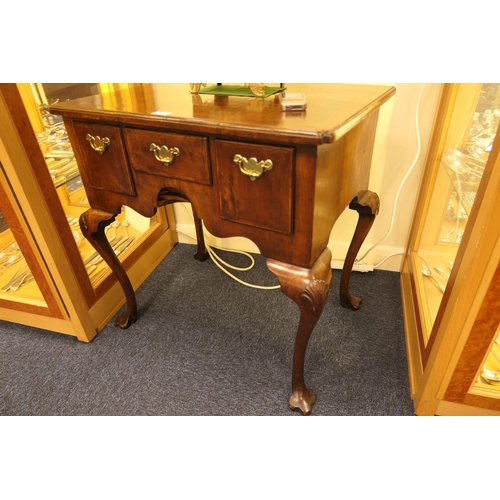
[124,128,211,185]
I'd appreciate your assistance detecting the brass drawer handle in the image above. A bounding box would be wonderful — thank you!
[86,134,110,154]
[233,154,273,181]
[150,143,180,167]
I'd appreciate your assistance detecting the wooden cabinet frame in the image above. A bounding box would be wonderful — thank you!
[0,84,177,341]
[401,83,500,415]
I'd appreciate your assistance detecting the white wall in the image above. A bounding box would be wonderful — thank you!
[175,84,443,272]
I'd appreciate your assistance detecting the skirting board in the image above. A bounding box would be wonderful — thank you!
[176,223,403,272]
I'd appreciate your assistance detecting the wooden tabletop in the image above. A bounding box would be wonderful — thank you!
[50,83,395,145]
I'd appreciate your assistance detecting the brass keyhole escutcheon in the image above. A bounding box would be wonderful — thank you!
[150,143,180,167]
[233,154,273,181]
[86,134,110,154]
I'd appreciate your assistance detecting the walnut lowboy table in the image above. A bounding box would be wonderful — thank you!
[50,84,395,415]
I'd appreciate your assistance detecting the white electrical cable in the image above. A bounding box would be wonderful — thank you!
[179,204,280,290]
[205,244,280,290]
[356,83,427,266]
[373,252,404,269]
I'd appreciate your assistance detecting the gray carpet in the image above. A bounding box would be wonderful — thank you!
[0,243,414,416]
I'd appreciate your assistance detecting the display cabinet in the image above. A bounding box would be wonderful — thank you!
[401,83,500,415]
[0,84,177,342]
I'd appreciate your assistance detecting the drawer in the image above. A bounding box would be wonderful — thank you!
[124,128,211,185]
[72,121,136,196]
[215,140,295,234]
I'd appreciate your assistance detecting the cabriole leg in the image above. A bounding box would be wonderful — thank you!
[267,248,332,415]
[80,208,137,329]
[191,205,209,262]
[340,190,379,310]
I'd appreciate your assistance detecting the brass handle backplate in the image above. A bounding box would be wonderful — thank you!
[86,134,110,154]
[233,154,273,181]
[150,143,180,167]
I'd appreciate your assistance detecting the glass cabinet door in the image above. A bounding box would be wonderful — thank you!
[26,84,160,290]
[411,84,500,349]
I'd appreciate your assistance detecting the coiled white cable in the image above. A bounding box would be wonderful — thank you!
[178,204,280,290]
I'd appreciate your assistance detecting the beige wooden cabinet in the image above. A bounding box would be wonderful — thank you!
[0,84,177,342]
[401,83,500,415]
